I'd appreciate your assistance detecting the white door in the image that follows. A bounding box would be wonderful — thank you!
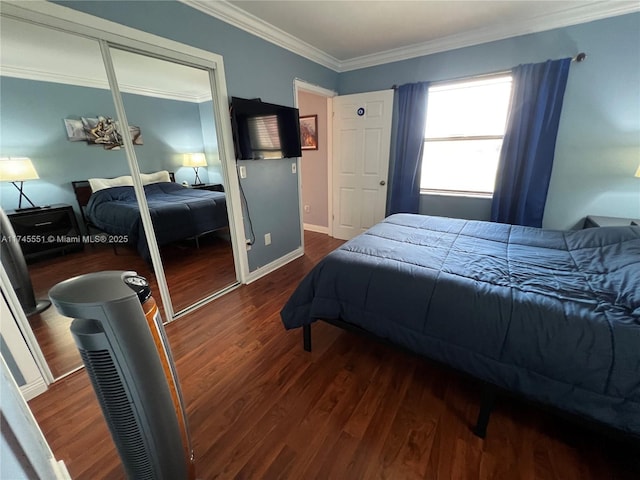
[332,90,394,240]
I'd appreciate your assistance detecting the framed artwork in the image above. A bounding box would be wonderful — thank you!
[64,119,86,142]
[64,115,143,150]
[299,115,318,150]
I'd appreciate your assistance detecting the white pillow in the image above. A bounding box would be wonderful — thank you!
[140,170,171,185]
[89,175,133,192]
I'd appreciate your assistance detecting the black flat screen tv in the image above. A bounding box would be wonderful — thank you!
[230,96,302,160]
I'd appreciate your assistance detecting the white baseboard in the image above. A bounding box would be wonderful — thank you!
[303,223,329,234]
[52,459,72,480]
[20,376,48,401]
[245,247,304,284]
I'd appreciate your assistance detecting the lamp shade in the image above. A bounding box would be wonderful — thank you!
[182,153,207,168]
[635,164,640,178]
[0,157,39,182]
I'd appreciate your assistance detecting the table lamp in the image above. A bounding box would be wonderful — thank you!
[0,157,40,210]
[183,153,207,186]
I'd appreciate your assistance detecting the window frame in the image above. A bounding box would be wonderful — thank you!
[420,73,512,197]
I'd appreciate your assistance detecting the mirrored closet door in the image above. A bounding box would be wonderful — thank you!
[108,47,238,314]
[0,13,241,380]
[0,18,158,378]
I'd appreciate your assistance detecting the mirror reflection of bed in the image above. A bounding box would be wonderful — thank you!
[27,173,236,378]
[25,175,237,378]
[1,18,241,379]
[72,171,235,311]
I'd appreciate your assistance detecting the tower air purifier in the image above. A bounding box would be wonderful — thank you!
[49,271,194,480]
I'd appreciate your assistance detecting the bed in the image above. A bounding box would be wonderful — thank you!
[281,213,640,438]
[73,172,228,260]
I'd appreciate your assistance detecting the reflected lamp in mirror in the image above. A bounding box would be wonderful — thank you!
[635,163,640,178]
[0,157,40,210]
[183,153,207,186]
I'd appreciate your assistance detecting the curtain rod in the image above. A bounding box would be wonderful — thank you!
[391,52,587,90]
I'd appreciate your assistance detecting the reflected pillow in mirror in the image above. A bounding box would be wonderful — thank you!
[89,175,133,192]
[140,170,171,185]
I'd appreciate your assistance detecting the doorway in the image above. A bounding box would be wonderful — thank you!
[294,80,336,239]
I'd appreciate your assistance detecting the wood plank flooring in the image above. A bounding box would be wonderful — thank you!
[28,231,638,479]
[27,232,236,377]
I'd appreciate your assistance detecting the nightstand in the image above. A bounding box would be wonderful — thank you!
[6,204,83,262]
[191,183,224,192]
[583,215,640,228]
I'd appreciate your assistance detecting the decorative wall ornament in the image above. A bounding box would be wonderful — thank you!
[64,116,143,150]
[299,114,318,151]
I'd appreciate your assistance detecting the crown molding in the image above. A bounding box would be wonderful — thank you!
[1,65,110,92]
[181,0,640,73]
[339,1,640,71]
[1,65,211,103]
[180,0,341,71]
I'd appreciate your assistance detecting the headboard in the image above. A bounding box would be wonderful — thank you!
[72,172,175,227]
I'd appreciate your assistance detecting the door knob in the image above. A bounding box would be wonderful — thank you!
[379,180,386,186]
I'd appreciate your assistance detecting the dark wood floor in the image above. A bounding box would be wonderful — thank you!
[27,233,236,377]
[28,231,638,479]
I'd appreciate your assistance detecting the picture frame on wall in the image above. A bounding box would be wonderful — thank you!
[64,115,143,150]
[64,118,86,142]
[299,115,318,150]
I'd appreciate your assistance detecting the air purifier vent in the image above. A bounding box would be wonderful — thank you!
[80,348,155,480]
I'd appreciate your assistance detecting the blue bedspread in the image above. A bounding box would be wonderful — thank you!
[281,214,640,436]
[86,182,228,259]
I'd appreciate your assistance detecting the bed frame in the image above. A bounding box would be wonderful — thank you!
[301,320,495,437]
[302,319,640,445]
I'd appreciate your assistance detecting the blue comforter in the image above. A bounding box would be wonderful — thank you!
[281,214,640,436]
[86,182,228,259]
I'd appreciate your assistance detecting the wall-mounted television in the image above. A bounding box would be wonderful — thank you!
[230,96,302,160]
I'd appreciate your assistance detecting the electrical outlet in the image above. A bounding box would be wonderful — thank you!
[239,165,247,178]
[264,232,271,245]
[304,205,310,213]
[291,162,297,174]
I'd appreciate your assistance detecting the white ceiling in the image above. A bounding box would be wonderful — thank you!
[1,1,638,100]
[0,15,212,103]
[188,0,640,71]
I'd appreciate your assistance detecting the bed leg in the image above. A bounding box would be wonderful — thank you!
[303,324,312,352]
[472,385,496,438]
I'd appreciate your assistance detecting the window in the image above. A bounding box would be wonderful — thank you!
[420,75,512,195]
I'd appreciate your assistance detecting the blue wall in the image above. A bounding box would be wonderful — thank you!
[0,77,208,214]
[56,0,339,270]
[12,2,638,274]
[340,13,640,229]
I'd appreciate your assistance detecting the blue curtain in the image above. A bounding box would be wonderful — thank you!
[387,82,429,215]
[491,58,571,227]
